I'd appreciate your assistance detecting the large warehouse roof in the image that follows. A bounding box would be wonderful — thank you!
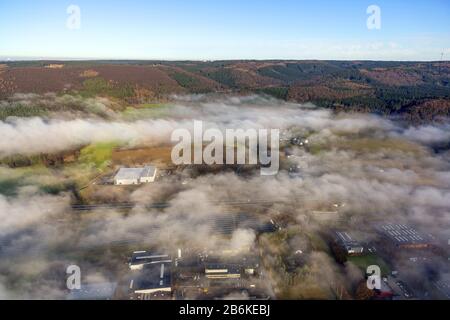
[114,166,156,181]
[115,168,146,181]
[377,224,429,245]
[130,261,172,294]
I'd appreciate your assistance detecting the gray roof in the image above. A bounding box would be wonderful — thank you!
[335,231,363,248]
[131,263,172,291]
[114,166,156,180]
[141,166,156,178]
[377,224,429,245]
[336,231,354,243]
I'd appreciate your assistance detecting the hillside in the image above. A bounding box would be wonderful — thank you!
[0,60,449,122]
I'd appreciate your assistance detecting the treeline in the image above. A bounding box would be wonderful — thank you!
[313,85,450,115]
[0,103,47,120]
[169,72,214,94]
[79,78,135,99]
[0,150,80,168]
[202,69,238,88]
[257,63,362,84]
[256,87,289,100]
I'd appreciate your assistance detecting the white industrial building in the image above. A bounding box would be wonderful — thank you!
[205,264,241,279]
[114,166,157,185]
[129,251,172,271]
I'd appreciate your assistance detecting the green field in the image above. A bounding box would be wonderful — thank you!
[78,142,118,169]
[0,165,67,196]
[347,254,391,275]
[121,103,170,120]
[0,142,119,198]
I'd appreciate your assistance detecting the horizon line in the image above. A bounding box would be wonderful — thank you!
[1,57,449,63]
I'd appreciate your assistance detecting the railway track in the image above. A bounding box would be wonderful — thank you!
[71,199,287,211]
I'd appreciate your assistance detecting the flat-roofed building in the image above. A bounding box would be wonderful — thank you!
[130,262,172,296]
[205,264,241,279]
[114,166,157,185]
[377,224,432,249]
[139,166,157,183]
[129,251,172,271]
[335,231,364,255]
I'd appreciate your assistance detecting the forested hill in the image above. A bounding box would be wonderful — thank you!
[1,60,449,122]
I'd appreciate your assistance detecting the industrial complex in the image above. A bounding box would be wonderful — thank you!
[123,249,267,300]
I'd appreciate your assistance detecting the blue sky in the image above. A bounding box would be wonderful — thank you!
[0,0,449,60]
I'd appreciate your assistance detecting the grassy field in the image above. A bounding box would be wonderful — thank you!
[0,141,170,200]
[338,138,425,155]
[347,254,391,275]
[60,142,120,198]
[78,142,118,169]
[111,145,173,167]
[0,165,69,196]
[121,103,170,120]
